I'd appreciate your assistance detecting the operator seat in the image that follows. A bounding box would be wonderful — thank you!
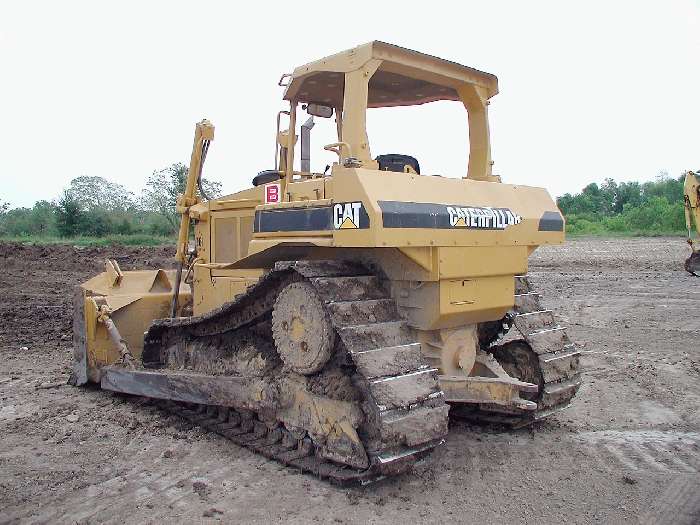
[376,154,420,174]
[252,170,281,186]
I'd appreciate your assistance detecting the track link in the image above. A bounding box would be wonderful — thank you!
[138,260,448,485]
[150,400,438,486]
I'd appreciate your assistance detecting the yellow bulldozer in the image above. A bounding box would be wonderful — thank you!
[684,170,700,276]
[71,42,581,484]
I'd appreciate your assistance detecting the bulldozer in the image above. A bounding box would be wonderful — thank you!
[684,170,700,276]
[71,42,581,484]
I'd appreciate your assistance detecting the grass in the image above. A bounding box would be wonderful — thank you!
[0,234,175,246]
[566,229,687,238]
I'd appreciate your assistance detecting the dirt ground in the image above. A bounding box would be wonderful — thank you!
[1,238,699,524]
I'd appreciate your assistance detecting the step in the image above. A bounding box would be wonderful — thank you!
[513,310,556,334]
[540,376,582,408]
[524,326,571,355]
[532,403,571,422]
[337,321,414,352]
[538,348,581,383]
[374,441,439,476]
[351,343,424,378]
[326,299,398,327]
[311,275,387,302]
[369,368,440,410]
[379,404,450,447]
[513,292,542,313]
[514,275,531,295]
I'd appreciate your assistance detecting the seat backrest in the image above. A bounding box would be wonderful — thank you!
[376,154,420,174]
[252,170,281,187]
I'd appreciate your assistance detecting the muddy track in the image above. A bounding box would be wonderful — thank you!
[132,260,448,484]
[456,275,583,426]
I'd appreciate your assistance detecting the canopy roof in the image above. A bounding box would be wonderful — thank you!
[283,41,498,109]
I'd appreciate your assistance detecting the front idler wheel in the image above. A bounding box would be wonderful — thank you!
[491,341,544,402]
[685,252,700,276]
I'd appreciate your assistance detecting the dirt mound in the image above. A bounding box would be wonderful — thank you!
[0,242,176,272]
[0,242,176,353]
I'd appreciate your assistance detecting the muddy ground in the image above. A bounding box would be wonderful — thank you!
[1,238,699,524]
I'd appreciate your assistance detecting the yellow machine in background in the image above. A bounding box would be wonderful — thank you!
[72,42,581,484]
[684,170,700,276]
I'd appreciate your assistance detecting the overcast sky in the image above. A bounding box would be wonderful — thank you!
[1,1,698,208]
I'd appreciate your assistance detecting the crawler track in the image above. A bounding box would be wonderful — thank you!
[137,260,449,485]
[463,275,582,426]
[152,400,436,486]
[512,275,582,415]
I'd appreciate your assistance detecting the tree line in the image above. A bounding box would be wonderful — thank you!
[0,163,221,238]
[0,168,688,240]
[557,172,687,234]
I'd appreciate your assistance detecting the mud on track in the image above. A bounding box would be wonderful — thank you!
[1,238,699,524]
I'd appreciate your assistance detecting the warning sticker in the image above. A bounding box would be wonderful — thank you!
[265,183,281,204]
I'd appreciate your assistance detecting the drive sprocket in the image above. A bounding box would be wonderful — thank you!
[272,281,335,375]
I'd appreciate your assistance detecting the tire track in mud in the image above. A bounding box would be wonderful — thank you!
[575,430,700,473]
[639,474,700,525]
[445,427,700,482]
[24,440,272,524]
[16,425,700,523]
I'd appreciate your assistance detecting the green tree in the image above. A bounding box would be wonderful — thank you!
[560,172,687,235]
[55,191,86,237]
[65,176,136,211]
[116,218,133,235]
[0,207,32,235]
[641,174,684,205]
[30,200,57,235]
[140,162,222,231]
[0,201,57,236]
[614,181,642,213]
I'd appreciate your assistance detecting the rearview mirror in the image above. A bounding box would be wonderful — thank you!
[305,103,333,118]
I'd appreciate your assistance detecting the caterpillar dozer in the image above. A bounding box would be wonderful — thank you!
[71,42,581,484]
[684,170,700,276]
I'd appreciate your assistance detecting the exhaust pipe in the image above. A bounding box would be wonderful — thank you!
[300,116,315,173]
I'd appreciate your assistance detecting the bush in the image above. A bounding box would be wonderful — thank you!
[565,216,606,235]
[560,174,687,236]
[603,214,628,232]
[116,218,133,235]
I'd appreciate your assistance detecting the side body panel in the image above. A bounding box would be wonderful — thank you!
[195,167,564,329]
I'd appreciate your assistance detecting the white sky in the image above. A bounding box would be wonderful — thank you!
[1,0,699,208]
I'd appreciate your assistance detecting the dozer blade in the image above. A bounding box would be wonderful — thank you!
[685,252,700,276]
[71,261,191,386]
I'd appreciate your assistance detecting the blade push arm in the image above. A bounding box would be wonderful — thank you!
[171,119,215,317]
[684,171,700,276]
[175,119,215,263]
[684,171,699,252]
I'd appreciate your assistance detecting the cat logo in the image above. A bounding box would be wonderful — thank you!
[333,202,363,229]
